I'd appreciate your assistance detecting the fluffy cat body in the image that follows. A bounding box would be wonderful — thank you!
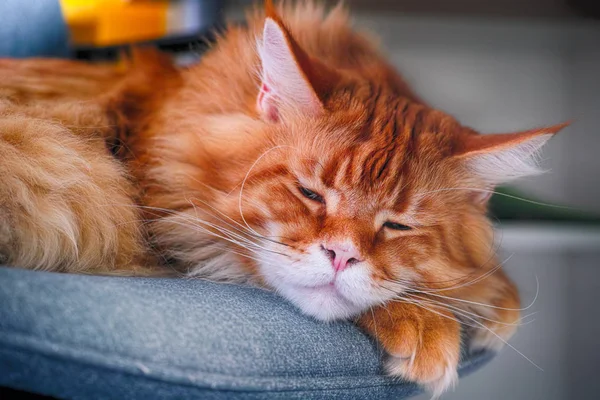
[0,1,566,396]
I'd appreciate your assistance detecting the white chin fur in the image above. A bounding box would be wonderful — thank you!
[256,241,390,321]
[277,282,366,321]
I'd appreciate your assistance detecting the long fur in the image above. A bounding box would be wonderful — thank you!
[0,1,566,395]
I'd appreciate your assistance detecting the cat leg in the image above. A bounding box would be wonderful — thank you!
[0,114,146,274]
[357,300,461,397]
[450,270,521,353]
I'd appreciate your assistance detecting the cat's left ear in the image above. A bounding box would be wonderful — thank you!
[257,9,339,122]
[454,122,569,202]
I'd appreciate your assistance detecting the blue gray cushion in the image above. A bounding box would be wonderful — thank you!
[0,0,69,58]
[0,267,492,399]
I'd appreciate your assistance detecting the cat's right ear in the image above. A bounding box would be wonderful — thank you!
[257,8,338,122]
[453,122,568,203]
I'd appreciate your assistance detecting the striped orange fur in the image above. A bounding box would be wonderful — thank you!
[0,1,567,395]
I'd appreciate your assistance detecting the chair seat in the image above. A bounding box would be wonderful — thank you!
[0,267,492,399]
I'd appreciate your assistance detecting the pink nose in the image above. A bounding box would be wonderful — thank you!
[322,243,362,272]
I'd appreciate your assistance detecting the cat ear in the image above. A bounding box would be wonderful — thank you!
[454,123,568,202]
[257,9,337,122]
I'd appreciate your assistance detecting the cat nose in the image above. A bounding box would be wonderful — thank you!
[322,243,362,272]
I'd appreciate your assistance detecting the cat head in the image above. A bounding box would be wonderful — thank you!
[170,4,567,321]
[214,8,568,321]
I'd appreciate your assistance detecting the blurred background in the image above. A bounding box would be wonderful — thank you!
[2,1,599,399]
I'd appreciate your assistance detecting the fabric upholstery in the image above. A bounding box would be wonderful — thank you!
[0,267,493,399]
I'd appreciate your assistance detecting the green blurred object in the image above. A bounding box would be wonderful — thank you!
[489,186,600,223]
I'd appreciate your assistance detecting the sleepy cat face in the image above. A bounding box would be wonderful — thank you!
[235,109,457,320]
[209,17,563,321]
[152,11,564,322]
[246,139,441,319]
[224,105,562,321]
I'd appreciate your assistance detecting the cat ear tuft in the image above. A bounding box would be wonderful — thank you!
[256,17,325,122]
[455,122,568,194]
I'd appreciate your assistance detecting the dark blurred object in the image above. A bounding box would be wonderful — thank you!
[323,0,574,18]
[0,387,56,399]
[74,30,223,62]
[490,186,600,223]
[233,0,600,19]
[567,0,600,19]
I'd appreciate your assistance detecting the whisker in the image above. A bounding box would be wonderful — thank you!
[370,306,382,355]
[185,196,291,247]
[185,200,269,247]
[424,253,513,293]
[101,202,285,256]
[390,297,479,329]
[396,295,543,370]
[380,241,509,296]
[407,293,534,328]
[99,201,292,261]
[415,187,572,210]
[238,145,293,238]
[405,275,540,313]
[378,227,503,290]
[222,248,280,267]
[166,213,290,257]
[381,269,539,317]
[439,300,543,370]
[173,221,258,251]
[157,216,272,258]
[380,282,510,329]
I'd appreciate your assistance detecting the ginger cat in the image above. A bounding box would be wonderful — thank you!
[0,1,566,395]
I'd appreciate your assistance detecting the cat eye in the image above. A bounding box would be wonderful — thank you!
[383,221,413,231]
[298,186,325,204]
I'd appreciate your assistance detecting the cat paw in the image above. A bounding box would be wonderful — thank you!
[384,319,461,398]
[469,320,517,353]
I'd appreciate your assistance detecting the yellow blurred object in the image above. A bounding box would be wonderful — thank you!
[59,0,169,47]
